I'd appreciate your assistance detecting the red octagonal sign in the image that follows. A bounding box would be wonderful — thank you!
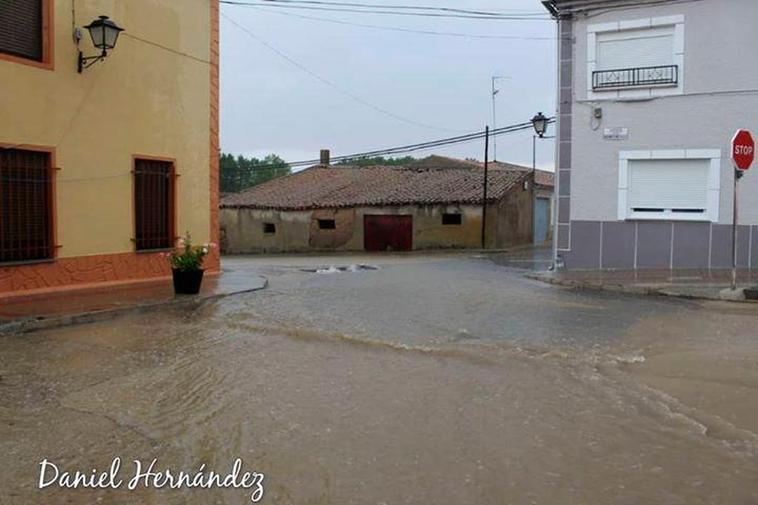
[732,129,755,171]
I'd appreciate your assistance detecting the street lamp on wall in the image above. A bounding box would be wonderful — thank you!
[77,16,124,73]
[531,112,549,138]
[529,112,555,246]
[530,112,554,174]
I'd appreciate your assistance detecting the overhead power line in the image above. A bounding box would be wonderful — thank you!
[239,118,556,170]
[581,0,703,18]
[122,33,211,64]
[243,0,547,17]
[244,6,557,40]
[220,1,551,20]
[326,121,539,160]
[223,13,467,133]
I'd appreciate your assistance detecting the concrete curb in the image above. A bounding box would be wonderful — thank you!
[524,272,758,303]
[0,276,268,336]
[524,272,662,296]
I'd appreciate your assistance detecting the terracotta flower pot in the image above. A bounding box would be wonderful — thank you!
[172,268,204,295]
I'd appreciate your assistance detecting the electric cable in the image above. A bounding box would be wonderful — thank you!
[237,118,555,170]
[221,0,551,20]
[241,6,557,40]
[223,13,468,133]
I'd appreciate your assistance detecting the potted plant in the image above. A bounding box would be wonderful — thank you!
[166,232,215,294]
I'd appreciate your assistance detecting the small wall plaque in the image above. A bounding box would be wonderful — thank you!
[603,127,629,140]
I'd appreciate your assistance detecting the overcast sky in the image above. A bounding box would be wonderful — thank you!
[219,1,557,170]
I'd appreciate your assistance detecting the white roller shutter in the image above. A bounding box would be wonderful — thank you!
[628,159,709,213]
[597,27,674,70]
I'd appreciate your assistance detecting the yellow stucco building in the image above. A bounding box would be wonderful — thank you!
[0,0,220,297]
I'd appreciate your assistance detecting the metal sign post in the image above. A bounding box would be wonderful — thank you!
[730,130,755,290]
[732,169,743,290]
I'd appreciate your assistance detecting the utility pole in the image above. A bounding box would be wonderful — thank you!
[482,126,490,249]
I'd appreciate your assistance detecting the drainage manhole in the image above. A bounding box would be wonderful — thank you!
[301,264,380,274]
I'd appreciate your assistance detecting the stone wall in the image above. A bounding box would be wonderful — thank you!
[221,195,535,254]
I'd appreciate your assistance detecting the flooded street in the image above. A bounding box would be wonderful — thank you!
[2,253,758,504]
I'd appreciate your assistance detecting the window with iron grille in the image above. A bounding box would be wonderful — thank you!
[0,148,54,263]
[0,0,44,62]
[134,158,175,251]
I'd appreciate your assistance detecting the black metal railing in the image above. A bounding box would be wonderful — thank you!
[592,65,678,90]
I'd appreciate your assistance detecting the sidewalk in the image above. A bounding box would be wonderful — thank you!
[527,268,758,302]
[486,244,553,271]
[0,266,267,335]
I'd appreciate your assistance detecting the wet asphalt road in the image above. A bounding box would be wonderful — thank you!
[2,252,758,504]
[220,252,698,350]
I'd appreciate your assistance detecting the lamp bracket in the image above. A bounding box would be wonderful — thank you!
[77,49,108,73]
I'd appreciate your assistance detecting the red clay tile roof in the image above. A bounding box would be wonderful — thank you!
[535,170,554,188]
[220,165,530,210]
[409,155,553,187]
[409,155,483,170]
[484,161,554,188]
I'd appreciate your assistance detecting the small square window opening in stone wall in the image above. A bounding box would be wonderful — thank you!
[318,219,336,230]
[442,214,462,225]
[263,223,276,234]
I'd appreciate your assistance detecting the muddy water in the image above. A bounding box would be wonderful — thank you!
[1,256,758,504]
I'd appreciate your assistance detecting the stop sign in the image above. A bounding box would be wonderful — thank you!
[732,129,755,171]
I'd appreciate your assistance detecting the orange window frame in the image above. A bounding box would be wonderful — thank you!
[0,0,55,71]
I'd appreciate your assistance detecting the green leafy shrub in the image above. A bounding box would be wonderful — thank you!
[166,232,216,272]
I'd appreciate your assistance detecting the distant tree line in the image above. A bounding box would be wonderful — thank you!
[220,153,290,193]
[220,153,422,193]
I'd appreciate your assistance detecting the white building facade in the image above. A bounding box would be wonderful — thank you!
[542,0,758,270]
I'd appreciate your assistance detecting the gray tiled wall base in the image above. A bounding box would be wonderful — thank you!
[562,220,755,270]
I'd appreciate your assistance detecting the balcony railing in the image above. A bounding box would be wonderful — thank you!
[592,65,678,90]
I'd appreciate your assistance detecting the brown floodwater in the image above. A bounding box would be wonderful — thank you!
[1,255,757,504]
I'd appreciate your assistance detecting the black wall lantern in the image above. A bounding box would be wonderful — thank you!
[531,112,549,138]
[77,16,124,73]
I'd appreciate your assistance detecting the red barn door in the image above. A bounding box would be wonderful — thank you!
[364,215,413,252]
